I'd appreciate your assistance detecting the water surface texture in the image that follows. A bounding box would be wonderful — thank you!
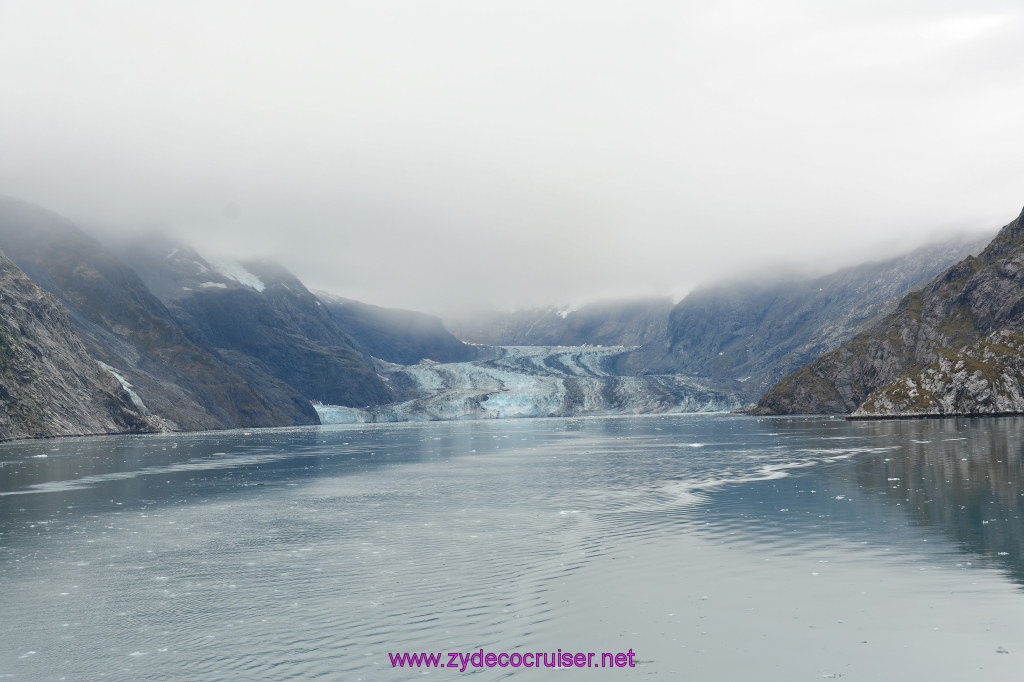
[3,414,1024,680]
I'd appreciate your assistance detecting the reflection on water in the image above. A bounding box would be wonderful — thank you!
[692,418,1024,583]
[2,415,1024,679]
[851,418,1024,582]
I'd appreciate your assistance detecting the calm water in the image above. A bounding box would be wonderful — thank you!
[3,414,1024,680]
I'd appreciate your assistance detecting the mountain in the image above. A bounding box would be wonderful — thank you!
[0,191,1006,435]
[0,248,156,440]
[446,298,673,348]
[755,205,1024,416]
[111,235,392,408]
[315,293,480,365]
[445,237,986,406]
[0,195,317,430]
[621,233,990,400]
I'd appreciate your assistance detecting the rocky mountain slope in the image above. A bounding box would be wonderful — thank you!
[0,195,317,430]
[0,249,155,440]
[756,205,1024,417]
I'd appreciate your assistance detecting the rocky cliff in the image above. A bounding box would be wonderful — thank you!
[850,331,1024,418]
[0,249,156,440]
[757,205,1024,416]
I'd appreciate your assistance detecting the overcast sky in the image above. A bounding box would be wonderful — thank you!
[1,1,1021,314]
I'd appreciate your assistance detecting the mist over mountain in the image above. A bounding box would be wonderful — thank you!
[652,232,991,398]
[3,2,1019,316]
[448,233,990,403]
[0,194,317,432]
[447,298,673,348]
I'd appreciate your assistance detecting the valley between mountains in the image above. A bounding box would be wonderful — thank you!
[3,192,1021,441]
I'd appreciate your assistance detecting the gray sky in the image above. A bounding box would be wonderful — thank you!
[1,1,1021,314]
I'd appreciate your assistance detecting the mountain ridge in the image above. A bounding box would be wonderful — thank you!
[755,204,1024,417]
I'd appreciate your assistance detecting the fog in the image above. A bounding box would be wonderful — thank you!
[0,1,1021,314]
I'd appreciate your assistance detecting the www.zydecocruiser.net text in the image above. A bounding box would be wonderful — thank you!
[389,648,638,671]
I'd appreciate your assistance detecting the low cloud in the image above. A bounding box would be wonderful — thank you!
[0,1,1019,313]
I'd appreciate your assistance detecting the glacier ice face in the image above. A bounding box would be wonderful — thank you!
[316,345,740,424]
[312,404,369,424]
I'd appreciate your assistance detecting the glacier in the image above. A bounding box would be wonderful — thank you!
[315,345,740,424]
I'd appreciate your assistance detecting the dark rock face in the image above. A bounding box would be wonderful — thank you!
[316,293,479,365]
[447,298,673,349]
[113,236,393,408]
[172,280,393,408]
[0,195,318,430]
[0,249,155,440]
[756,206,1024,416]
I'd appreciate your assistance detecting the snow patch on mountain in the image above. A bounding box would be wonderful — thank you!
[97,361,151,415]
[207,258,266,292]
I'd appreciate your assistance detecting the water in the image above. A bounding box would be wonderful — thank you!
[2,414,1024,680]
